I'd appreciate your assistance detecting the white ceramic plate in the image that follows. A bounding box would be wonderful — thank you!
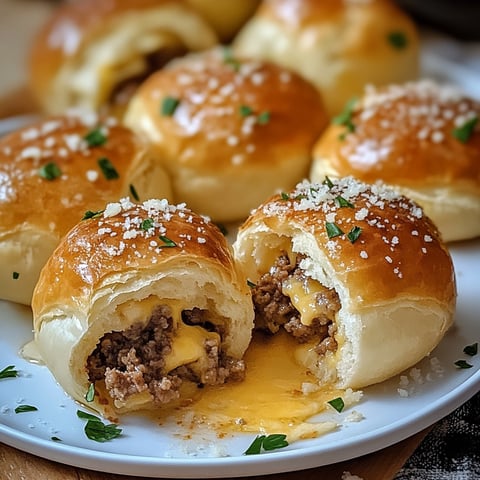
[0,239,479,478]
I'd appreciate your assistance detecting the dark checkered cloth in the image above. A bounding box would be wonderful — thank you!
[395,392,480,479]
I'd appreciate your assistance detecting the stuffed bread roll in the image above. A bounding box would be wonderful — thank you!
[32,198,254,415]
[0,111,171,305]
[233,177,456,389]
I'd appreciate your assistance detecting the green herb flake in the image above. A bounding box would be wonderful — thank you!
[15,405,38,414]
[333,97,357,139]
[97,157,119,180]
[222,47,241,71]
[85,383,95,402]
[347,226,362,244]
[158,235,177,248]
[0,365,18,379]
[326,222,344,239]
[81,210,104,221]
[327,397,345,413]
[247,280,257,288]
[257,111,271,125]
[280,192,290,201]
[51,436,62,442]
[77,410,122,442]
[244,434,288,455]
[12,272,19,280]
[452,115,478,143]
[141,218,155,231]
[39,162,62,181]
[323,176,334,189]
[463,342,478,357]
[387,31,408,50]
[161,96,180,116]
[335,195,354,208]
[454,360,473,369]
[239,105,254,117]
[84,128,107,147]
[129,183,140,201]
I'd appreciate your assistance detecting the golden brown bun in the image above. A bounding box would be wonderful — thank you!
[233,177,456,389]
[124,47,328,222]
[28,0,218,115]
[185,0,261,42]
[0,111,171,305]
[233,0,419,116]
[32,199,254,416]
[311,80,480,243]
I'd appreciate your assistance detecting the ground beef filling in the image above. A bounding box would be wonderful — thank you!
[86,305,245,405]
[251,254,340,355]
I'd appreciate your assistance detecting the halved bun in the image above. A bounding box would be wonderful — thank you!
[0,111,171,305]
[32,198,254,416]
[124,47,328,222]
[233,0,419,116]
[28,0,218,115]
[311,80,480,242]
[233,177,456,389]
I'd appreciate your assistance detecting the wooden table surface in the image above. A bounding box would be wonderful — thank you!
[1,428,429,480]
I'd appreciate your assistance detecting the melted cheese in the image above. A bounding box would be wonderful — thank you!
[282,275,328,326]
[170,332,347,441]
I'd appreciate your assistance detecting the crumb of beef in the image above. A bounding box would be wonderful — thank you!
[251,253,340,353]
[86,303,243,406]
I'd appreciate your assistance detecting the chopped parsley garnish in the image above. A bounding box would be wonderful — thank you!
[98,157,119,180]
[158,235,177,248]
[0,365,18,379]
[82,209,104,220]
[323,176,334,189]
[335,195,354,208]
[327,397,345,413]
[129,183,140,201]
[161,96,180,116]
[463,342,478,356]
[454,360,473,369]
[141,218,154,231]
[387,31,408,50]
[244,434,289,455]
[85,383,95,402]
[77,410,122,442]
[15,405,38,414]
[239,105,254,117]
[452,115,478,143]
[280,192,290,200]
[51,436,62,442]
[326,222,344,239]
[247,280,257,288]
[84,128,107,147]
[257,111,271,125]
[12,272,19,280]
[347,226,362,243]
[222,47,241,71]
[39,162,62,181]
[333,97,357,140]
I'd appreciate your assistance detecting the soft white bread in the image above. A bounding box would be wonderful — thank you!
[233,0,419,116]
[233,177,456,389]
[124,47,328,222]
[311,80,480,243]
[32,198,254,416]
[28,0,218,115]
[0,111,171,305]
[185,0,261,42]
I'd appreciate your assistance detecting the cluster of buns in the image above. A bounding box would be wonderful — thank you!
[0,0,472,417]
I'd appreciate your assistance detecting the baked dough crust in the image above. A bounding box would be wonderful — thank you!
[32,198,254,415]
[0,112,171,305]
[311,80,480,242]
[233,177,456,389]
[28,0,218,114]
[233,0,419,116]
[124,47,328,222]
